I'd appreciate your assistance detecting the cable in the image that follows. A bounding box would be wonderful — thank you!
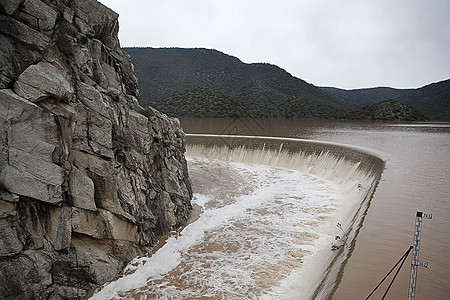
[365,246,413,300]
[381,245,411,299]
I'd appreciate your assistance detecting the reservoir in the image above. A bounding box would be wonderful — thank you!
[91,119,450,299]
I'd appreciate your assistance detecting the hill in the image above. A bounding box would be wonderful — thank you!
[124,47,449,120]
[399,79,450,121]
[319,86,413,107]
[124,47,350,119]
[342,100,429,121]
[321,79,450,120]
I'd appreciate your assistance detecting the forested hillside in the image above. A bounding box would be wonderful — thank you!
[321,80,450,120]
[342,100,429,121]
[124,47,449,120]
[320,86,413,107]
[124,47,349,118]
[399,79,450,121]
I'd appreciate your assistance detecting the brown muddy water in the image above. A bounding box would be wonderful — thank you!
[178,118,450,299]
[92,143,370,299]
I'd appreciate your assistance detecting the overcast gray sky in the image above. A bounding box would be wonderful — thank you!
[99,0,449,89]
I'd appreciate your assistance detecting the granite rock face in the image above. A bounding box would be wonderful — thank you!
[0,1,192,298]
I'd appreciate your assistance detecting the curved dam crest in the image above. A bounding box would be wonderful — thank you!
[185,134,385,298]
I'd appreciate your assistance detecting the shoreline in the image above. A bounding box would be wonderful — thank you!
[149,203,203,257]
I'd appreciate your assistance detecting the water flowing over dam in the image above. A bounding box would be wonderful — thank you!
[91,134,385,299]
[185,135,385,298]
[186,134,384,191]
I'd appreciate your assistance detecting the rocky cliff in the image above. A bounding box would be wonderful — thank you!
[0,0,192,299]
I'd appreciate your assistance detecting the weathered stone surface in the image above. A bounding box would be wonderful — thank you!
[71,0,120,48]
[47,206,72,251]
[87,113,114,158]
[71,207,109,239]
[0,200,16,217]
[71,236,125,285]
[0,220,23,257]
[63,6,75,23]
[0,250,53,299]
[0,89,59,157]
[100,208,139,242]
[71,207,138,242]
[16,0,57,36]
[0,190,19,203]
[69,166,96,211]
[0,164,63,205]
[0,0,23,15]
[0,14,49,51]
[0,0,192,298]
[0,22,44,88]
[0,91,65,203]
[9,148,64,185]
[14,61,75,103]
[77,82,109,117]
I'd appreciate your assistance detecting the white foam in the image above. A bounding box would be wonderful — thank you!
[90,158,354,299]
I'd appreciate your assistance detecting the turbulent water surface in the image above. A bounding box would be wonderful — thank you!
[180,119,450,299]
[91,119,450,300]
[91,158,352,299]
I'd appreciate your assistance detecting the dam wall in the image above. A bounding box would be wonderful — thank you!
[185,134,385,298]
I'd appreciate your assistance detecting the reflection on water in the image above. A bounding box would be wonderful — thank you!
[179,118,450,300]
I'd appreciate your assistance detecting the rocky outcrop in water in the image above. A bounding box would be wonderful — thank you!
[0,0,192,299]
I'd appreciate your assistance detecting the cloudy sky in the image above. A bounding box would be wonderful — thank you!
[99,0,449,89]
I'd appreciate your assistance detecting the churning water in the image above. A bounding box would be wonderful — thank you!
[91,158,348,299]
[90,133,383,299]
[90,120,450,300]
[179,119,450,299]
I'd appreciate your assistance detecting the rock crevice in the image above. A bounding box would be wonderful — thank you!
[0,1,192,299]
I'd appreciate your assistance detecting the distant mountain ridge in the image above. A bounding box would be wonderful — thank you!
[124,47,450,120]
[320,80,450,121]
[396,79,450,121]
[319,86,414,107]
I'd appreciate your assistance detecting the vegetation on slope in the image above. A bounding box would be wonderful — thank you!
[341,100,429,121]
[398,79,450,121]
[124,47,349,119]
[124,47,448,120]
[320,86,413,108]
[321,79,450,121]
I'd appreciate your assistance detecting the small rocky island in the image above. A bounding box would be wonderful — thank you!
[0,0,192,298]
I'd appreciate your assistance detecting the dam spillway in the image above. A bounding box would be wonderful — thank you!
[185,134,385,298]
[90,134,385,299]
[185,134,385,192]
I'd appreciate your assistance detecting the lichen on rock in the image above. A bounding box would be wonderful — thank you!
[0,0,192,299]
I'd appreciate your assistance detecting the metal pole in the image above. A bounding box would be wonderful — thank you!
[408,211,431,300]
